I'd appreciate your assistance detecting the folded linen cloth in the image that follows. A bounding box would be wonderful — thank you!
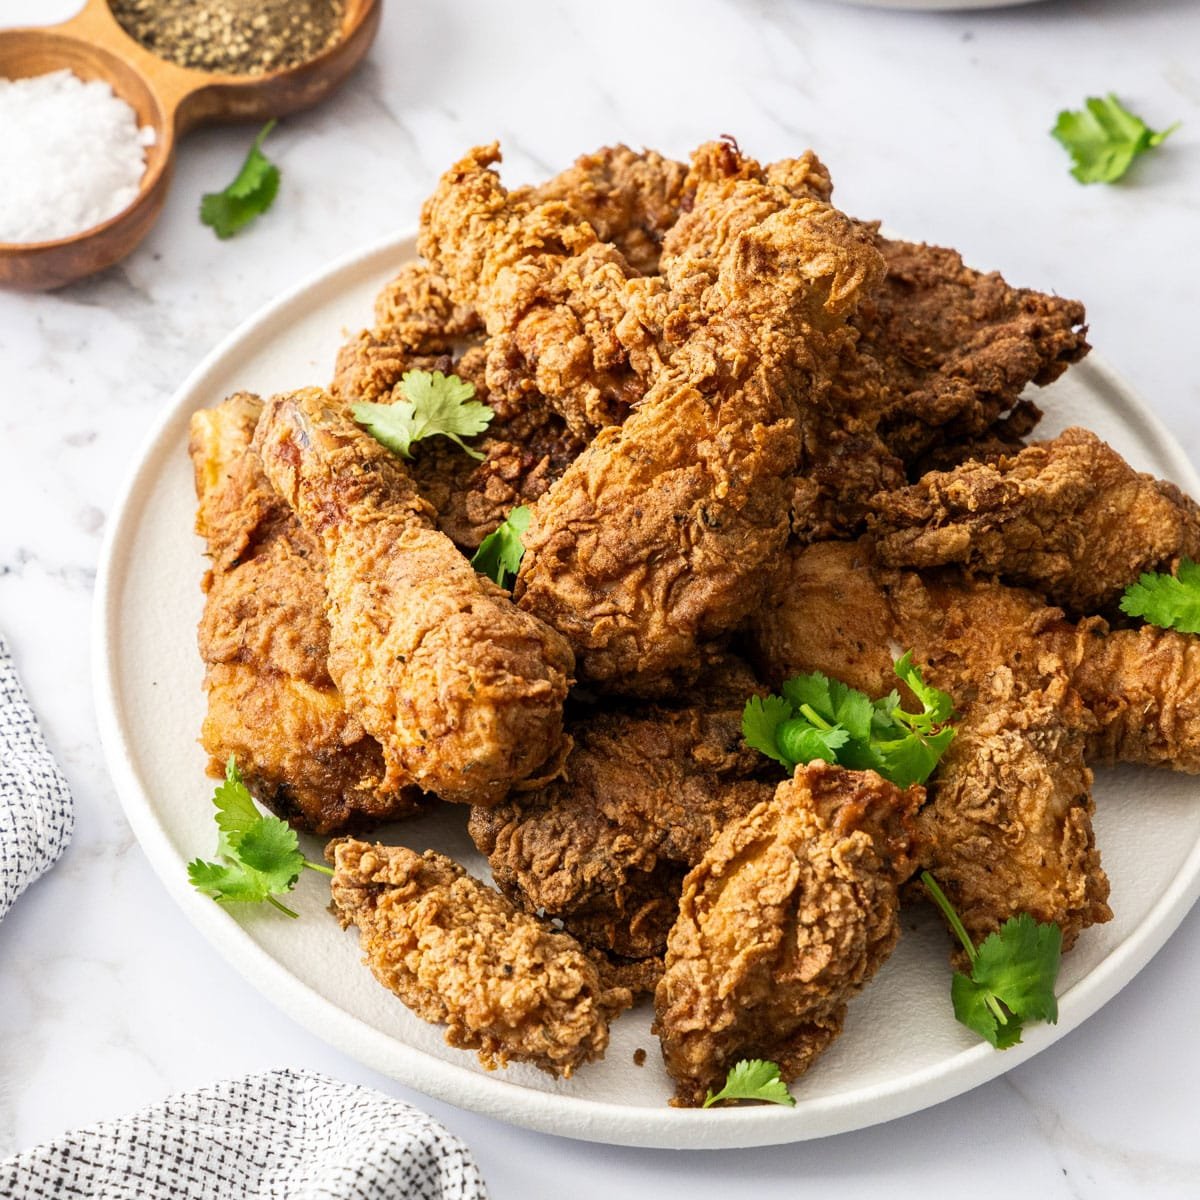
[0,634,74,923]
[0,1068,489,1199]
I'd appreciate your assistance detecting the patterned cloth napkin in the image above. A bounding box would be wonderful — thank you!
[0,1069,490,1199]
[0,634,74,923]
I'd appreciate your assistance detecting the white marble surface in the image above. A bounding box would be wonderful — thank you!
[2,0,1199,1194]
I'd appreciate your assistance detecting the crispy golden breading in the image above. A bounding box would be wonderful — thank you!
[330,840,631,1077]
[255,388,574,806]
[420,144,672,438]
[747,540,1113,949]
[843,236,1089,464]
[654,761,922,1106]
[527,144,689,276]
[871,427,1200,613]
[469,657,776,959]
[190,393,425,834]
[514,157,885,692]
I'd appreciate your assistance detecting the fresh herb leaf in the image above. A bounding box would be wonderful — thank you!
[470,505,532,589]
[200,120,281,239]
[1119,558,1200,633]
[1052,94,1178,184]
[188,757,332,918]
[741,655,956,788]
[921,871,1062,1049]
[352,370,493,461]
[702,1059,796,1109]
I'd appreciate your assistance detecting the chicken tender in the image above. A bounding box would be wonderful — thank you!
[871,427,1200,613]
[255,388,574,805]
[330,840,631,1077]
[469,657,776,959]
[655,761,922,1106]
[190,393,424,834]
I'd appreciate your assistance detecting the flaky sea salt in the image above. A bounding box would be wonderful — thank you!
[0,69,156,244]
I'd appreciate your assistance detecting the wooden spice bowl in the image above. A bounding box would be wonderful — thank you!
[0,0,380,290]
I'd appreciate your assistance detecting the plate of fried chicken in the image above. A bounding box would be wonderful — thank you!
[94,139,1200,1148]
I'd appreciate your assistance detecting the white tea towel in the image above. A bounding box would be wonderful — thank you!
[0,1068,489,1199]
[0,634,74,922]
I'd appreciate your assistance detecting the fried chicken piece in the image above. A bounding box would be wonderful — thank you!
[255,388,574,806]
[871,427,1200,613]
[515,163,885,692]
[843,236,1089,464]
[747,540,1113,949]
[420,143,671,438]
[654,761,922,1106]
[190,393,424,834]
[527,144,688,275]
[330,840,631,1077]
[469,656,776,959]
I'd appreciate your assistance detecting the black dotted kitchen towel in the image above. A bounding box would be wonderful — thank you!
[0,1068,489,1199]
[0,634,74,923]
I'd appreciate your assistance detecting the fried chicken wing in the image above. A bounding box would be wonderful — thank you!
[330,840,631,1077]
[747,540,1113,949]
[255,388,574,805]
[515,164,885,692]
[419,144,671,437]
[190,393,424,834]
[871,427,1200,612]
[469,656,775,959]
[654,761,922,1106]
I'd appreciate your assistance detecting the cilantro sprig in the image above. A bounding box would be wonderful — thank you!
[187,758,332,918]
[1119,558,1200,633]
[1052,94,1178,184]
[470,505,531,589]
[201,121,281,239]
[352,370,493,461]
[703,1059,796,1109]
[921,871,1062,1049]
[742,653,956,789]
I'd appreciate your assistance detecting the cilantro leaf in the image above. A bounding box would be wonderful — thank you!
[470,505,532,589]
[188,758,332,918]
[1052,94,1178,184]
[702,1059,796,1109]
[353,370,493,461]
[1119,558,1200,633]
[922,871,1062,1050]
[742,655,955,787]
[741,694,795,770]
[200,120,281,239]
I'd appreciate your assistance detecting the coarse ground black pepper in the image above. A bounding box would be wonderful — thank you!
[108,0,345,77]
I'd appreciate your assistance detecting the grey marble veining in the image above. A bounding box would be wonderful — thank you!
[1,0,1199,1196]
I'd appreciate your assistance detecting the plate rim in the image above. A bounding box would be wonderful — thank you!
[92,230,1200,1149]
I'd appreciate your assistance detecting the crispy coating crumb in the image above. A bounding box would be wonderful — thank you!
[330,840,631,1077]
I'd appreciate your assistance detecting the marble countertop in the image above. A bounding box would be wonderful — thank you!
[2,0,1199,1195]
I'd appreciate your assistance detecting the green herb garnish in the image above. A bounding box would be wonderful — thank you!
[470,505,531,589]
[742,653,956,788]
[352,370,493,461]
[1052,94,1178,184]
[921,871,1062,1049]
[187,758,331,918]
[200,121,281,239]
[1119,558,1200,633]
[702,1059,796,1109]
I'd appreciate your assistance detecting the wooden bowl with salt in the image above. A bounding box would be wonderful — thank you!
[0,0,380,290]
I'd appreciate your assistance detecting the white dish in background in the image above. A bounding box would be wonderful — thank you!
[94,233,1200,1149]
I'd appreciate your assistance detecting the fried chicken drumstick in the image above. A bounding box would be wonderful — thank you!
[190,393,424,834]
[255,387,574,805]
[655,761,923,1106]
[330,840,631,1076]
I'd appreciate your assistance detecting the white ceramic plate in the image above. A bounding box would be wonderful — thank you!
[94,233,1200,1149]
